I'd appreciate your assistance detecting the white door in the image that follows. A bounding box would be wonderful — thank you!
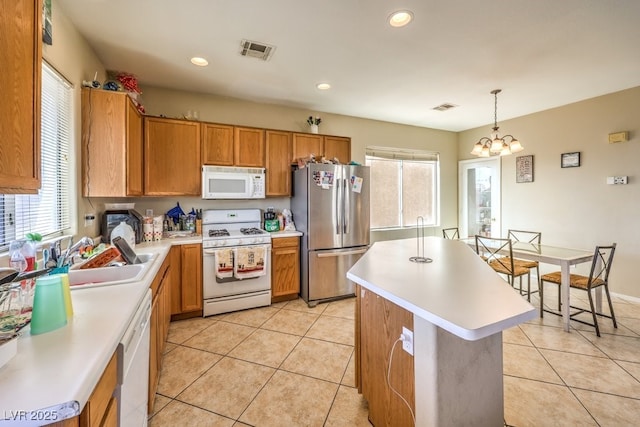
[458,158,501,238]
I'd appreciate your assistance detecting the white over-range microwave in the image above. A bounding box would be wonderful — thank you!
[202,165,266,199]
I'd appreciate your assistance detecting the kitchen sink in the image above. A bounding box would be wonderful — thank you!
[69,252,158,289]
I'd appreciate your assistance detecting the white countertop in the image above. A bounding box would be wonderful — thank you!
[347,237,537,341]
[268,230,302,238]
[0,237,198,424]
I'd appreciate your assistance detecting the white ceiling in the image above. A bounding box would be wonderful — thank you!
[57,0,640,132]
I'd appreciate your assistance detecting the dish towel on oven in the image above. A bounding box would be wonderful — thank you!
[234,246,266,279]
[214,249,234,279]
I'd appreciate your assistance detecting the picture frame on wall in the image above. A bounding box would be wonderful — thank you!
[516,155,534,183]
[561,152,581,168]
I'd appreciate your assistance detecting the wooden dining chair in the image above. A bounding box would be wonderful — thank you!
[539,243,617,337]
[500,230,542,301]
[442,227,459,239]
[474,235,531,298]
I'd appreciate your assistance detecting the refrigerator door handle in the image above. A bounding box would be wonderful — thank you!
[335,174,341,235]
[343,178,350,234]
[316,248,368,258]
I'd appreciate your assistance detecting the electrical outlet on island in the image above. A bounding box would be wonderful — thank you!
[402,326,414,356]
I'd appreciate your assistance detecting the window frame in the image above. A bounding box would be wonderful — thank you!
[0,61,73,252]
[366,146,440,230]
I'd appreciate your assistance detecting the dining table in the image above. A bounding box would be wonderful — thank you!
[462,237,596,332]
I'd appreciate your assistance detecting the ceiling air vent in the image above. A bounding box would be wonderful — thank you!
[432,103,457,111]
[239,39,276,61]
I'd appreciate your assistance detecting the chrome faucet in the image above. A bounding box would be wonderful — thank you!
[60,236,94,266]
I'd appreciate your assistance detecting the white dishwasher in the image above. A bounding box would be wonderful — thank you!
[119,289,151,427]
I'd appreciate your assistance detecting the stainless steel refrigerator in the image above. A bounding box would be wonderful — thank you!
[291,164,370,306]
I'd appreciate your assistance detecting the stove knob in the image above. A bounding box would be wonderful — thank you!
[219,240,226,246]
[237,239,244,245]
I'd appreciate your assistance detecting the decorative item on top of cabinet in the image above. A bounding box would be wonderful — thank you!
[266,130,293,196]
[271,236,300,302]
[144,117,201,196]
[82,88,144,197]
[0,0,42,193]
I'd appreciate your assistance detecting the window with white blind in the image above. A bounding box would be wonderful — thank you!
[0,62,72,250]
[365,146,439,229]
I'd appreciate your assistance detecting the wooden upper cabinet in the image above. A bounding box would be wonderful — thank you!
[126,100,144,195]
[0,0,42,193]
[234,127,265,167]
[292,134,323,163]
[323,136,351,164]
[144,117,201,196]
[265,131,292,196]
[202,123,234,166]
[291,133,351,164]
[82,89,143,197]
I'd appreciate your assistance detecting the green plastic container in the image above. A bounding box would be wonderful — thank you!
[264,219,280,232]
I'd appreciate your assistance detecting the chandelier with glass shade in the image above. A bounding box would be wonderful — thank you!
[470,89,524,157]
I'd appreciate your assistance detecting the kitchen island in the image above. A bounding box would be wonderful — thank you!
[0,236,201,426]
[347,237,536,427]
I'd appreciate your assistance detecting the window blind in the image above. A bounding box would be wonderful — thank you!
[0,62,72,250]
[365,146,439,162]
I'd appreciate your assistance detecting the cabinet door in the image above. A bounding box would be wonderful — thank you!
[181,243,203,312]
[169,245,182,315]
[271,237,300,301]
[234,127,265,167]
[202,123,234,165]
[292,134,323,163]
[144,117,201,195]
[323,136,351,164]
[82,89,142,197]
[265,131,292,196]
[0,0,42,193]
[148,293,159,414]
[126,99,144,195]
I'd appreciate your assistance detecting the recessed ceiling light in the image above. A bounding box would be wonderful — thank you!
[389,10,413,27]
[190,57,209,67]
[316,83,331,90]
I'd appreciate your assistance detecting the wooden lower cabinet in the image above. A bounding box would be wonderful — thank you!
[170,244,203,318]
[357,285,415,427]
[148,256,171,414]
[271,236,300,302]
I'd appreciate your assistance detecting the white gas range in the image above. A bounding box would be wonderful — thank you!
[201,209,272,316]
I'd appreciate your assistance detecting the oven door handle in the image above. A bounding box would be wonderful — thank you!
[203,249,218,255]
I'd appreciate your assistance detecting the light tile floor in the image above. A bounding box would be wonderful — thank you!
[149,289,640,426]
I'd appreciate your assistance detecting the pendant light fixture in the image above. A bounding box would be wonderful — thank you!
[470,89,523,157]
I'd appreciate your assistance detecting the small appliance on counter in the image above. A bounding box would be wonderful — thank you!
[101,209,143,244]
[263,207,279,231]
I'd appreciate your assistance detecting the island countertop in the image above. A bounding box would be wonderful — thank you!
[347,237,537,340]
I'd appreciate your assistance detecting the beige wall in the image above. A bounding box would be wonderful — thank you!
[459,86,640,298]
[132,87,459,242]
[41,4,106,239]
